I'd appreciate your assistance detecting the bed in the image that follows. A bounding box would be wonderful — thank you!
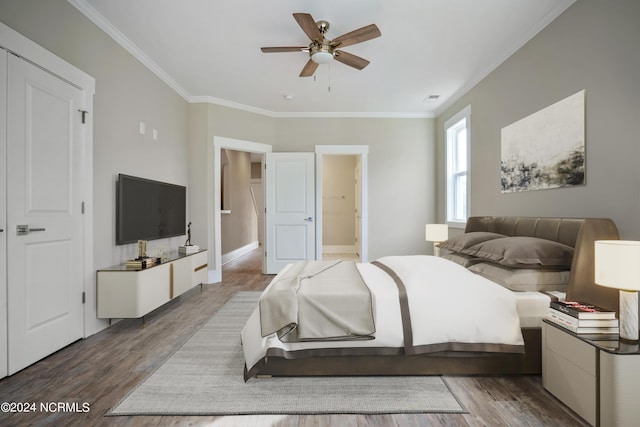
[242,216,620,380]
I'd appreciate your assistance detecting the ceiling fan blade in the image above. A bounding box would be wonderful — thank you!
[299,59,319,77]
[293,13,323,41]
[331,24,381,48]
[334,50,370,70]
[261,46,307,53]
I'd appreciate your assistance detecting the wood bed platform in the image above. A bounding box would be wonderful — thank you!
[251,216,620,377]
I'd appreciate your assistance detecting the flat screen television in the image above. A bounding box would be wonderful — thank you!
[116,174,186,245]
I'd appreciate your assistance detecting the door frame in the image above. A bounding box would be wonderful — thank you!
[0,22,95,339]
[315,145,369,262]
[211,137,271,280]
[0,49,7,379]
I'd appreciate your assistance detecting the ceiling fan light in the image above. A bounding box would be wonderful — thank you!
[311,51,333,64]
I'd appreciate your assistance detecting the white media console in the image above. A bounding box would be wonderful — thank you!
[97,250,208,322]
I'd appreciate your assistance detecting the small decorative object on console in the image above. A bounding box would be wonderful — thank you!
[179,221,199,253]
[184,222,192,246]
[137,239,147,259]
[179,245,199,254]
[125,257,160,270]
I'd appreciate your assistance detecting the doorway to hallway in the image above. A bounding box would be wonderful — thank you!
[321,154,361,262]
[315,145,369,263]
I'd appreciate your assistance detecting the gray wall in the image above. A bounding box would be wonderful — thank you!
[436,0,640,239]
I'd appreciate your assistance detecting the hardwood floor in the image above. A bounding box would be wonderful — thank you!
[0,248,589,426]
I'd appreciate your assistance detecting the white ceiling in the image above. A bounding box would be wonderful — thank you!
[72,0,574,117]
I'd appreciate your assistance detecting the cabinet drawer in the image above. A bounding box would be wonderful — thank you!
[191,251,208,286]
[545,323,596,375]
[171,256,192,297]
[544,346,596,426]
[97,264,171,318]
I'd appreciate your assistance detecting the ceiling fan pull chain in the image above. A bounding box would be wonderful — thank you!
[328,63,331,93]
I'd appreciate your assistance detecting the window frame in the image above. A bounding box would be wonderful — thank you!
[445,105,471,229]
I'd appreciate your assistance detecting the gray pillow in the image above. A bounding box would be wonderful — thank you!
[461,236,574,269]
[468,262,570,292]
[441,252,482,268]
[439,231,506,253]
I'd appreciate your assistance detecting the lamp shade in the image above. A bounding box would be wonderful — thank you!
[425,224,448,242]
[595,240,640,291]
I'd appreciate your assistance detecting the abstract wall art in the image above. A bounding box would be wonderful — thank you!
[501,90,585,193]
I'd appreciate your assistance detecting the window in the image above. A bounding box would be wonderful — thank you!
[445,105,471,227]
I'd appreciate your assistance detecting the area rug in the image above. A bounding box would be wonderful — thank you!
[108,292,465,416]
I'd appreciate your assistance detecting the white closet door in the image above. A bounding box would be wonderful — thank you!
[0,50,8,379]
[7,54,85,375]
[265,153,316,274]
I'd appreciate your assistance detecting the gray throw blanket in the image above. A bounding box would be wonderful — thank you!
[259,260,375,342]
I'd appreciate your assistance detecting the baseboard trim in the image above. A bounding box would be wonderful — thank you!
[222,241,259,265]
[323,245,357,254]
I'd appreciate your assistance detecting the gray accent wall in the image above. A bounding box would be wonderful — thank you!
[436,0,640,239]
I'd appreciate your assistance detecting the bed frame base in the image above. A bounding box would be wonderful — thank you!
[257,328,541,377]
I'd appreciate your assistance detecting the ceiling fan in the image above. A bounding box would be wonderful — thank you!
[261,13,381,77]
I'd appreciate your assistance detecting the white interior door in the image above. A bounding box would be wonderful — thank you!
[265,153,315,274]
[7,54,85,375]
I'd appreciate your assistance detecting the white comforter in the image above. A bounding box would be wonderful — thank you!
[241,255,524,375]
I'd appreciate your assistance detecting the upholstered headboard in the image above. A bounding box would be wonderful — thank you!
[465,216,620,313]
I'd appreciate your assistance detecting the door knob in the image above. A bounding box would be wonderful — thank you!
[16,224,46,235]
[304,217,313,222]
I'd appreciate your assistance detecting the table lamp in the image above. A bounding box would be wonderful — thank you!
[425,224,448,257]
[595,240,640,341]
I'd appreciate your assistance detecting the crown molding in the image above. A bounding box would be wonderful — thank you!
[188,95,276,117]
[189,96,432,118]
[272,111,434,119]
[68,0,190,101]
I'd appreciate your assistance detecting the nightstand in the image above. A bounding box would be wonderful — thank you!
[542,319,640,427]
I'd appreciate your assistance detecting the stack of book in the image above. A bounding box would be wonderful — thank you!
[179,244,199,254]
[126,257,160,270]
[545,300,619,335]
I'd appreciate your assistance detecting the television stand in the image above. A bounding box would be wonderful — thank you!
[97,249,208,324]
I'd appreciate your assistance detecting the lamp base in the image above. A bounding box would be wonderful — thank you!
[619,290,639,342]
